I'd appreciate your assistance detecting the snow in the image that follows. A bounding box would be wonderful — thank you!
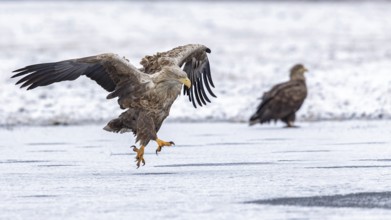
[1,121,391,219]
[1,1,391,125]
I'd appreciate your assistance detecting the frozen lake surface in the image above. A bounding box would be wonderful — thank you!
[1,121,391,219]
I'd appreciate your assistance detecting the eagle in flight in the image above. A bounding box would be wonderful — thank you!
[249,64,308,128]
[12,44,216,168]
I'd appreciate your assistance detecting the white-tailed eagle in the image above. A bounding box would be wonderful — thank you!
[249,64,307,128]
[12,44,216,168]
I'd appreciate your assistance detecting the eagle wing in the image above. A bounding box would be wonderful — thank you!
[12,53,144,91]
[11,53,153,110]
[250,80,307,124]
[140,44,216,108]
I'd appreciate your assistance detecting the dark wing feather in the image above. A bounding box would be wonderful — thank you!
[12,53,137,92]
[182,55,216,108]
[178,45,217,108]
[249,80,307,125]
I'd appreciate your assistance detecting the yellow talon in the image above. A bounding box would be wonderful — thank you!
[155,138,175,155]
[132,145,145,168]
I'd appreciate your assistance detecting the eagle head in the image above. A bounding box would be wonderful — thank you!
[161,66,191,89]
[290,64,308,80]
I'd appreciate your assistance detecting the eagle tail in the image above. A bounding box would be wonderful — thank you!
[103,119,130,133]
[249,105,273,125]
[249,114,260,126]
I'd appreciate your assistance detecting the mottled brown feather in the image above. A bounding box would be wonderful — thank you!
[249,64,308,126]
[140,44,216,108]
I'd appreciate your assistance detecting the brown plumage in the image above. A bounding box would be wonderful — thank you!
[249,64,308,128]
[11,44,216,168]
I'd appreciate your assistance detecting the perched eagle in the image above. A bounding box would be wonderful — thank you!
[249,64,308,128]
[12,44,216,168]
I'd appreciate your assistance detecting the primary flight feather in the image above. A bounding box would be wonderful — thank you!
[12,44,216,168]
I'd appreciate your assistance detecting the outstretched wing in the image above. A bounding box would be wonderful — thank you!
[250,80,307,124]
[12,53,142,92]
[140,44,216,108]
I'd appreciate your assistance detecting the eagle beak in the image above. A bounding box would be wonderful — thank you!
[303,68,309,73]
[179,77,191,88]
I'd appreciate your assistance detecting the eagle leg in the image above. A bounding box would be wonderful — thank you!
[132,145,146,168]
[155,138,175,155]
[285,121,299,128]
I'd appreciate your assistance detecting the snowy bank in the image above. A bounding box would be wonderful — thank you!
[1,1,390,125]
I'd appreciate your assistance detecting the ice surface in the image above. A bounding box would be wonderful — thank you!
[248,192,391,209]
[1,121,391,219]
[1,1,391,125]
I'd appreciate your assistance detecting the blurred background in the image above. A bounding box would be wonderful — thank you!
[0,0,390,126]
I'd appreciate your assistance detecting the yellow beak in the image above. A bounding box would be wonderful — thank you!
[303,68,309,73]
[179,77,191,88]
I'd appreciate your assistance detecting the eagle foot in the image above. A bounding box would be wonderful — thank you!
[155,139,175,155]
[285,122,299,128]
[132,145,145,168]
[284,125,299,128]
